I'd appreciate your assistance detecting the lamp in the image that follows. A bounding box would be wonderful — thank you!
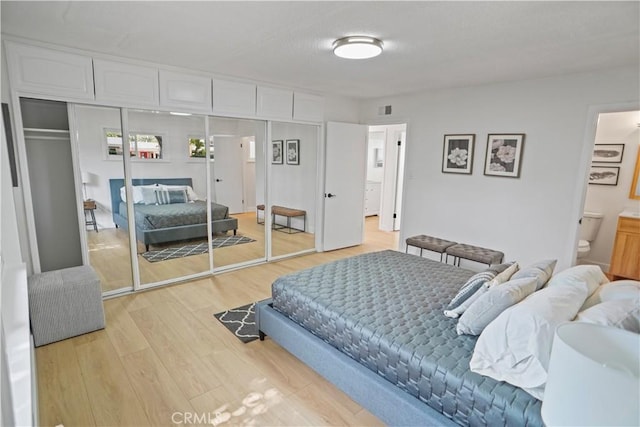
[333,36,383,59]
[541,323,639,426]
[81,171,90,201]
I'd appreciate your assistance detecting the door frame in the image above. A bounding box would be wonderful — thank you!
[567,101,640,266]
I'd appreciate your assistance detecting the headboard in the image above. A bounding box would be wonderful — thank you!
[108,178,194,218]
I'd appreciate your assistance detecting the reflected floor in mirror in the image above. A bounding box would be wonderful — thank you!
[88,212,316,292]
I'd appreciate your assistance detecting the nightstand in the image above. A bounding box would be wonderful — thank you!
[83,200,98,232]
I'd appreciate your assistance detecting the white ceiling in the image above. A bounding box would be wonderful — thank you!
[1,1,638,99]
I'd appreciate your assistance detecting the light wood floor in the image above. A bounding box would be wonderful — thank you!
[38,217,398,426]
[88,212,315,292]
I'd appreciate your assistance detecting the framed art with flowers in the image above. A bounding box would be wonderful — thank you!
[442,134,475,174]
[484,133,525,178]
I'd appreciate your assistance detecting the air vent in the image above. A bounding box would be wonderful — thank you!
[377,105,392,115]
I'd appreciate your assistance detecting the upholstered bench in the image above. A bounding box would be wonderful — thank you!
[27,265,105,347]
[405,235,457,262]
[445,243,504,267]
[257,204,306,233]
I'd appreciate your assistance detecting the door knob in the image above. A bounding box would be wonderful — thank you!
[325,193,336,198]
[215,179,223,182]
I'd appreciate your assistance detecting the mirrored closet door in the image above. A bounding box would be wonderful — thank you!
[208,116,266,269]
[73,105,134,294]
[128,110,211,286]
[270,121,318,258]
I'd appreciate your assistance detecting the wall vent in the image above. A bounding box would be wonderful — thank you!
[377,105,392,115]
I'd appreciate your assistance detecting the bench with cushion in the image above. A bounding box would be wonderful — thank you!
[256,204,306,233]
[445,243,504,267]
[405,235,457,262]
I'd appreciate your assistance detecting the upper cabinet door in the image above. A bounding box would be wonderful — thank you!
[293,92,324,123]
[94,59,159,107]
[159,70,212,112]
[256,86,293,120]
[5,42,94,100]
[212,78,256,116]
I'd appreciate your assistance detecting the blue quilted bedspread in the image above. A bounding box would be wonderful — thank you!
[271,250,543,427]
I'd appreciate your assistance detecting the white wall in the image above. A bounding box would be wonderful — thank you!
[325,94,360,123]
[583,111,640,270]
[360,66,640,271]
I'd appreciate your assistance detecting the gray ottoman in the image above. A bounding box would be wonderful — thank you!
[28,265,105,347]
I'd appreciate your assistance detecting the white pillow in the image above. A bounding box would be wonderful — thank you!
[486,262,519,288]
[545,264,608,297]
[119,185,156,204]
[470,280,589,400]
[581,280,640,310]
[576,299,640,333]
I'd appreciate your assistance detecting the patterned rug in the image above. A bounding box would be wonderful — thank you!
[141,235,256,262]
[214,302,259,343]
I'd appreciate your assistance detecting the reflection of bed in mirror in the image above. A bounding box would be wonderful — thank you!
[109,178,238,252]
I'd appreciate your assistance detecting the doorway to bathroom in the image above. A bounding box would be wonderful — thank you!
[364,123,406,247]
[577,109,640,273]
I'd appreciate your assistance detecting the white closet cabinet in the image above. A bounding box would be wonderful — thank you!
[364,181,382,216]
[94,59,159,107]
[293,92,324,122]
[212,78,256,116]
[257,86,293,120]
[159,70,212,112]
[5,41,94,101]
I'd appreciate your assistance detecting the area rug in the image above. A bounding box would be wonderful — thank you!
[214,302,259,343]
[141,235,256,262]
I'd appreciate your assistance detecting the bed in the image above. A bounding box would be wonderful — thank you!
[109,178,238,252]
[256,250,543,426]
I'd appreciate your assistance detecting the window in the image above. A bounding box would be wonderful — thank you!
[105,129,163,159]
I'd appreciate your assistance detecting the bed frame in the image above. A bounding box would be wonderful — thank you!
[109,178,238,251]
[256,300,457,426]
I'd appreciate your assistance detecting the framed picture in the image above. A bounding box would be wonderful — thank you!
[592,144,624,163]
[484,134,525,178]
[286,139,300,165]
[272,140,283,164]
[589,166,620,186]
[442,134,475,174]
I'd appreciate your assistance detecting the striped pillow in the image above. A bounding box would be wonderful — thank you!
[155,189,188,205]
[444,271,497,318]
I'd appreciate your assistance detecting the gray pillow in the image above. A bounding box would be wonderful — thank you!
[456,277,539,335]
[511,259,557,290]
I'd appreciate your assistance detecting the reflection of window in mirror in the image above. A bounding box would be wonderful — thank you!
[104,129,163,159]
[374,148,383,168]
[188,136,206,158]
[629,146,640,200]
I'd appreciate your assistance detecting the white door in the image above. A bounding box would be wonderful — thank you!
[212,137,244,214]
[323,122,367,251]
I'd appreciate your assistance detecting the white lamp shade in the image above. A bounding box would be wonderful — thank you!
[542,322,640,426]
[81,171,90,184]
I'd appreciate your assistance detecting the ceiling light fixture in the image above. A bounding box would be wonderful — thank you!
[169,111,192,116]
[333,36,383,59]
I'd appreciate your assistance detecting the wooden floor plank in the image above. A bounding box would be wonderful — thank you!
[75,335,152,426]
[103,298,150,357]
[36,340,96,427]
[121,348,196,426]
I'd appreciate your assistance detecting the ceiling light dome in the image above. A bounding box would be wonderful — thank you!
[333,36,383,59]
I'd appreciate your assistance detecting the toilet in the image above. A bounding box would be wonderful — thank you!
[577,211,604,259]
